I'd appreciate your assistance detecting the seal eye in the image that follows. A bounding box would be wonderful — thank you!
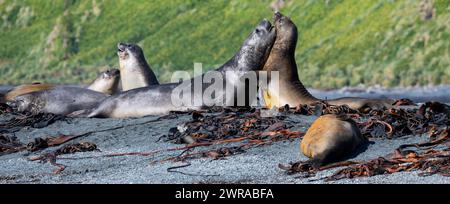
[255,29,261,34]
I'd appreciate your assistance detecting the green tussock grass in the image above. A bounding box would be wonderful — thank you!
[0,0,449,88]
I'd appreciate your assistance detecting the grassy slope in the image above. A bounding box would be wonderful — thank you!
[0,0,449,88]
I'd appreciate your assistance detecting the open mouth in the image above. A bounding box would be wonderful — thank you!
[117,43,127,53]
[110,69,120,76]
[274,11,283,22]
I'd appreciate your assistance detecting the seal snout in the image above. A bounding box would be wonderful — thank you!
[6,101,17,109]
[274,11,282,21]
[258,19,273,32]
[117,43,127,52]
[110,69,120,76]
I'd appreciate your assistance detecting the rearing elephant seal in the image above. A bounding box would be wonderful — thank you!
[301,114,368,167]
[117,43,159,91]
[86,68,121,95]
[86,20,276,118]
[262,12,394,112]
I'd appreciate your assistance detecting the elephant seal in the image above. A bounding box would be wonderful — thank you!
[86,68,121,95]
[117,43,159,91]
[3,69,120,103]
[86,19,276,118]
[262,12,394,112]
[300,114,368,167]
[7,87,107,115]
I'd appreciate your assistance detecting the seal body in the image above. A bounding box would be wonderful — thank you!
[86,69,121,95]
[3,69,120,103]
[8,87,107,115]
[117,43,159,91]
[262,12,318,109]
[300,114,367,166]
[87,20,276,118]
[262,12,393,112]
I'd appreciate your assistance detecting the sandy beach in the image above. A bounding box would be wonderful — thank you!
[1,85,450,184]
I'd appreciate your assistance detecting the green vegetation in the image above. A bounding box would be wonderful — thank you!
[0,0,449,88]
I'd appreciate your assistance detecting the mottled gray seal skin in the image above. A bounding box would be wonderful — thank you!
[87,69,121,95]
[118,43,159,91]
[87,20,276,118]
[8,87,107,115]
[2,69,120,104]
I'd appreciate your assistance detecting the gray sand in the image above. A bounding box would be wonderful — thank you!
[0,112,449,184]
[1,86,450,184]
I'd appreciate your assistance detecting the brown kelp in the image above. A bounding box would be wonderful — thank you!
[280,101,450,180]
[156,108,303,162]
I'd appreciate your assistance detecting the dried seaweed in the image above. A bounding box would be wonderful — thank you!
[326,129,450,181]
[0,113,67,133]
[154,108,302,163]
[0,134,83,157]
[359,102,450,139]
[162,108,288,144]
[325,150,450,181]
[28,142,98,174]
[280,101,450,180]
[0,103,12,115]
[0,134,25,155]
[26,135,80,152]
[278,102,359,116]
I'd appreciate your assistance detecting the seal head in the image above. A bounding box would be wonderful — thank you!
[117,43,159,91]
[87,69,121,95]
[228,19,276,73]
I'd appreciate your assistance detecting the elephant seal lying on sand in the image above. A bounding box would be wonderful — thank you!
[3,69,120,102]
[8,87,107,115]
[5,69,120,115]
[301,114,368,167]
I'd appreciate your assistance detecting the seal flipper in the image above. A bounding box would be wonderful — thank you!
[309,149,338,168]
[262,88,280,109]
[67,109,93,118]
[68,108,109,118]
[86,103,114,118]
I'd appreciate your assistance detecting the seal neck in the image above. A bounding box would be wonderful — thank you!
[265,45,319,103]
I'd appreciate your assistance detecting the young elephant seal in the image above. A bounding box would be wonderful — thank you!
[300,114,368,167]
[262,12,394,112]
[117,43,159,91]
[86,20,276,118]
[86,69,121,95]
[8,87,107,115]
